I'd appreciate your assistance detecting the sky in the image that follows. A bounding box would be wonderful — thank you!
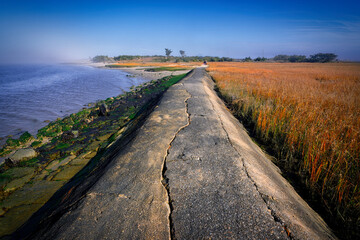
[0,0,360,62]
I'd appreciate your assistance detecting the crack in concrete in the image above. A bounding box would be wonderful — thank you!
[240,157,294,239]
[203,76,293,240]
[161,87,192,240]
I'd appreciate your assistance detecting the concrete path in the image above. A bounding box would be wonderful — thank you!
[31,68,335,240]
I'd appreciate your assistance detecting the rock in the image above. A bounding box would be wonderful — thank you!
[61,131,75,141]
[72,130,79,138]
[0,204,43,237]
[6,167,35,179]
[99,103,109,116]
[85,118,93,124]
[96,133,113,142]
[46,155,76,171]
[52,165,84,181]
[0,167,35,188]
[0,208,5,216]
[69,157,91,166]
[6,148,37,165]
[4,173,34,192]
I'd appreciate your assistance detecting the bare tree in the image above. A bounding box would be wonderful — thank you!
[165,48,172,58]
[179,50,186,58]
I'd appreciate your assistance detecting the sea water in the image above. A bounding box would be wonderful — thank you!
[0,64,148,139]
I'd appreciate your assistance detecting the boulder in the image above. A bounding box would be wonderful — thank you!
[61,131,75,141]
[99,103,109,116]
[72,130,79,138]
[6,148,38,165]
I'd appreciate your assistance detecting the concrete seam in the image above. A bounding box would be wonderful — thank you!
[203,76,293,240]
[161,88,192,240]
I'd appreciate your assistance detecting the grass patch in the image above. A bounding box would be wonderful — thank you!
[145,67,188,72]
[159,73,187,89]
[105,64,139,68]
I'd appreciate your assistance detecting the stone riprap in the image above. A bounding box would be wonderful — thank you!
[0,73,190,238]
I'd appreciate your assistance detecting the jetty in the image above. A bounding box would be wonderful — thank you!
[11,68,335,240]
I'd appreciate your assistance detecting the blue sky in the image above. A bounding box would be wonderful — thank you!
[0,0,359,61]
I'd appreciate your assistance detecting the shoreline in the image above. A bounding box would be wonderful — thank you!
[0,63,172,147]
[0,64,191,162]
[73,60,192,81]
[0,72,191,237]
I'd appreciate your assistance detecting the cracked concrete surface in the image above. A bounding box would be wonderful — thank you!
[161,87,192,239]
[30,73,194,240]
[164,69,288,239]
[29,68,335,240]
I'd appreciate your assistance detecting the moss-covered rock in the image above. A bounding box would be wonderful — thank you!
[0,167,35,191]
[6,148,38,165]
[4,170,35,192]
[45,155,76,172]
[31,141,42,148]
[0,203,43,237]
[19,132,33,144]
[69,157,91,166]
[52,165,84,181]
[1,180,65,210]
[5,138,19,148]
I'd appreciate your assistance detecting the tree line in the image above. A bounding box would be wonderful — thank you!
[245,53,337,63]
[92,51,338,63]
[273,53,337,63]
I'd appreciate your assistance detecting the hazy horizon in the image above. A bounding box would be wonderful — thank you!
[1,0,359,62]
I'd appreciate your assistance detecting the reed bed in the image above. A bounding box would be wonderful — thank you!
[207,62,360,234]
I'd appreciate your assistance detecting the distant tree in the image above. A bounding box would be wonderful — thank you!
[114,55,141,61]
[244,57,252,62]
[308,53,337,63]
[179,50,186,58]
[288,55,307,62]
[273,55,290,62]
[254,57,267,62]
[221,57,234,62]
[165,48,172,58]
[92,55,113,63]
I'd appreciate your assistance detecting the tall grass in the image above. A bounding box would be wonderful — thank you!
[207,62,360,235]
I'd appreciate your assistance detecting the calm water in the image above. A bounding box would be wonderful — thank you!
[0,64,148,139]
